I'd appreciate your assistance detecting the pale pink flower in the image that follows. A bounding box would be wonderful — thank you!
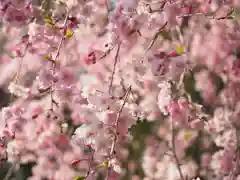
[157,81,172,115]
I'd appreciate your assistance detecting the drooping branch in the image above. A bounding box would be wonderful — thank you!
[171,120,185,180]
[108,43,121,96]
[105,85,132,180]
[145,21,168,53]
[49,11,69,111]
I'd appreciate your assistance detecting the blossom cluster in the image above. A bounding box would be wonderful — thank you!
[0,0,240,180]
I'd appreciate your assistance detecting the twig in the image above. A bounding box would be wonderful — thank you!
[145,0,167,13]
[177,8,234,20]
[177,12,209,18]
[3,161,17,180]
[108,43,121,95]
[175,26,184,45]
[49,11,69,111]
[105,85,132,180]
[52,11,69,68]
[84,147,94,180]
[114,85,131,128]
[230,127,240,180]
[145,21,168,53]
[214,8,234,20]
[171,120,185,180]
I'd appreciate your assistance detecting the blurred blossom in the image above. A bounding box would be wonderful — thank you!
[0,0,239,179]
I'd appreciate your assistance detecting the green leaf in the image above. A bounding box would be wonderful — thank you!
[44,55,52,60]
[74,176,85,180]
[96,160,109,169]
[44,14,54,26]
[184,131,191,141]
[44,54,55,64]
[64,28,73,38]
[176,46,184,54]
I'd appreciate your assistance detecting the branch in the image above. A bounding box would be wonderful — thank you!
[171,120,185,180]
[145,0,167,13]
[108,43,121,95]
[3,161,17,180]
[230,127,240,180]
[145,21,168,53]
[177,8,234,20]
[49,11,69,111]
[84,147,94,179]
[105,85,132,180]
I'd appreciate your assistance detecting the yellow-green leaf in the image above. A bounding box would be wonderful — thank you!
[96,160,109,169]
[184,131,191,141]
[176,46,184,54]
[44,55,52,60]
[44,15,54,26]
[44,55,55,64]
[74,176,85,180]
[8,54,15,59]
[228,8,235,16]
[64,28,73,38]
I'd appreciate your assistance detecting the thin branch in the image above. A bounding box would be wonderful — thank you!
[114,85,132,128]
[177,8,234,20]
[49,11,69,111]
[108,43,121,95]
[145,0,167,13]
[171,120,185,180]
[105,85,132,180]
[3,161,17,180]
[230,127,240,180]
[84,147,94,180]
[52,11,69,68]
[145,21,168,53]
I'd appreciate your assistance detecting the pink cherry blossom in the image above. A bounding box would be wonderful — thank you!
[0,0,239,179]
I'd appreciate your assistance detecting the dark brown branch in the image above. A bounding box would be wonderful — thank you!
[145,21,168,52]
[108,43,121,95]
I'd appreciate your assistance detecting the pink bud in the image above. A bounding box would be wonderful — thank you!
[168,51,178,57]
[71,159,82,166]
[182,6,192,14]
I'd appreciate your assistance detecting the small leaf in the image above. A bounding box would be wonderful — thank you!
[96,160,109,169]
[184,131,191,141]
[44,55,55,64]
[176,46,184,54]
[44,15,54,26]
[8,54,15,59]
[228,8,235,16]
[44,55,52,60]
[64,28,73,38]
[74,176,85,180]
